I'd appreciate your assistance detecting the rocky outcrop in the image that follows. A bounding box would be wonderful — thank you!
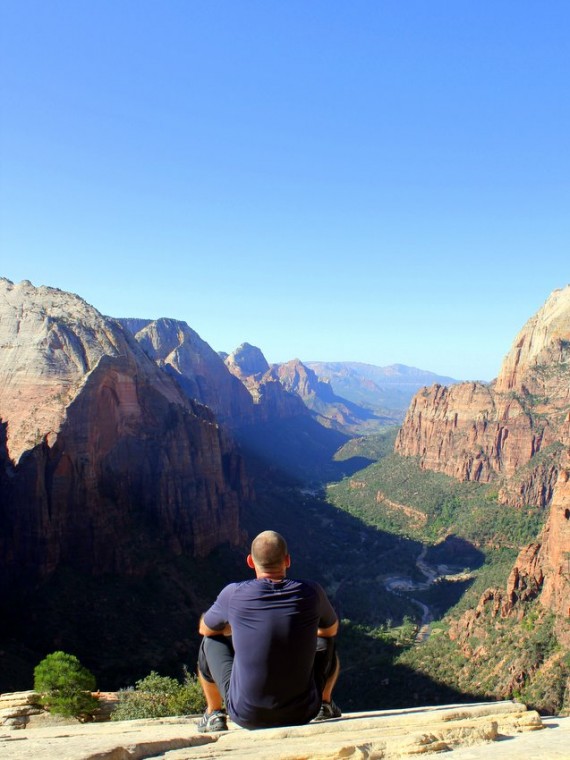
[445,455,570,700]
[225,344,308,421]
[275,359,390,434]
[536,466,570,633]
[395,286,570,508]
[0,691,43,730]
[0,699,556,760]
[501,456,570,638]
[119,318,256,428]
[0,279,247,591]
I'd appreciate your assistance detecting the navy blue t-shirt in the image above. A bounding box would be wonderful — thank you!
[203,577,337,729]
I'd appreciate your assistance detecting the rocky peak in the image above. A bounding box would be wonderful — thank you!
[222,343,304,419]
[225,342,270,379]
[119,317,256,427]
[395,286,570,506]
[120,317,199,361]
[0,278,147,463]
[274,359,333,401]
[495,285,570,393]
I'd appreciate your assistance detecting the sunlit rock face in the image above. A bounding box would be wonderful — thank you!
[522,459,570,640]
[449,455,570,653]
[119,317,256,427]
[225,343,308,421]
[396,285,570,658]
[395,285,570,508]
[0,279,247,590]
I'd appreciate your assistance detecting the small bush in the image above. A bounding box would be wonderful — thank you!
[112,669,205,721]
[34,651,98,720]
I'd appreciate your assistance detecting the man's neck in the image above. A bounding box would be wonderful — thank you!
[256,571,286,582]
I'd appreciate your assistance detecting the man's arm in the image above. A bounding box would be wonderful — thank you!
[317,619,339,638]
[199,614,232,637]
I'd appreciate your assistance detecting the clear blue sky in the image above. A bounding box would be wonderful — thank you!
[1,2,568,381]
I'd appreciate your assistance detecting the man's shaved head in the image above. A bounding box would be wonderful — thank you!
[251,531,289,571]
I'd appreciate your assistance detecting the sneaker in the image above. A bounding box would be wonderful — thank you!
[314,700,342,721]
[196,709,228,733]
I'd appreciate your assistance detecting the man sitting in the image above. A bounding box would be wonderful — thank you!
[196,530,341,731]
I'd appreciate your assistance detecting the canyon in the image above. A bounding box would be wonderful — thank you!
[1,276,569,716]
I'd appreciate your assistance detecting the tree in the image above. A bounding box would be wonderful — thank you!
[34,651,98,720]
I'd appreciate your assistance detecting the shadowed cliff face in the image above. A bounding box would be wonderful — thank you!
[395,285,570,508]
[0,279,248,591]
[118,318,257,428]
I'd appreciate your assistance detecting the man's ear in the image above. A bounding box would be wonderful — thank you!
[246,554,255,569]
[285,554,291,568]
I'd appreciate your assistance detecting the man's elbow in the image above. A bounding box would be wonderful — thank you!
[198,615,217,637]
[199,615,231,637]
[198,616,210,636]
[318,619,339,638]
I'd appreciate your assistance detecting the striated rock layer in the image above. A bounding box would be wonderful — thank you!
[395,285,570,508]
[0,279,248,591]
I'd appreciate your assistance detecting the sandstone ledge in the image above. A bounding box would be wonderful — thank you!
[2,700,569,760]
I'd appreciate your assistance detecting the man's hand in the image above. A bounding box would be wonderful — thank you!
[317,619,339,638]
[199,615,232,637]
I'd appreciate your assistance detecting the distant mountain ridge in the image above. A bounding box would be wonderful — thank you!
[306,361,459,419]
[223,344,396,435]
[274,358,396,433]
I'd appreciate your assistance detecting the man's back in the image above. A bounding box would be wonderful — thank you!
[203,576,336,728]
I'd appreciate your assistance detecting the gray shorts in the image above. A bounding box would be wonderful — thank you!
[198,634,338,701]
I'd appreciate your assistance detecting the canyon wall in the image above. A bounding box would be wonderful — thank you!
[119,317,256,427]
[396,285,570,643]
[0,279,248,591]
[395,285,570,508]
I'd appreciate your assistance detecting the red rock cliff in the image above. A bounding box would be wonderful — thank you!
[505,457,570,638]
[120,317,257,428]
[395,285,570,507]
[0,279,248,590]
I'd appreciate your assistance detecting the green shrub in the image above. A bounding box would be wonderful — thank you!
[112,669,205,720]
[34,651,98,719]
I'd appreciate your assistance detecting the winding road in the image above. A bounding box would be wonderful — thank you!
[383,546,471,643]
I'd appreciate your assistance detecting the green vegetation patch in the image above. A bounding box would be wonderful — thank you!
[112,669,205,720]
[34,651,98,720]
[334,429,398,463]
[400,602,570,714]
[327,452,546,550]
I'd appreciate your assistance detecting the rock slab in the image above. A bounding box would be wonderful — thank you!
[0,700,564,760]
